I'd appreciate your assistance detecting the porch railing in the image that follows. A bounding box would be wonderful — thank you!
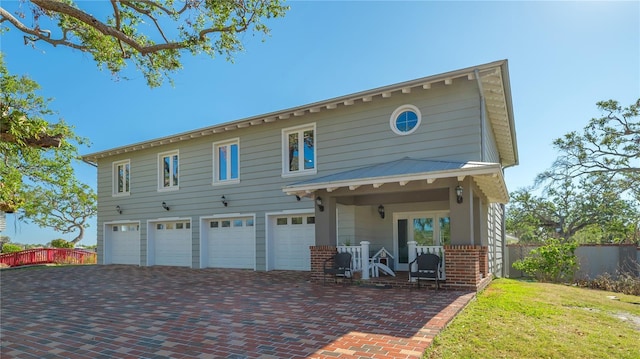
[337,241,446,280]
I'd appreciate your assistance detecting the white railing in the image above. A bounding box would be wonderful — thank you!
[337,241,371,280]
[408,241,446,280]
[337,241,446,281]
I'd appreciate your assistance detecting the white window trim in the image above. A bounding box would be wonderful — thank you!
[212,138,240,186]
[157,150,180,192]
[112,159,131,197]
[390,104,422,135]
[281,123,317,177]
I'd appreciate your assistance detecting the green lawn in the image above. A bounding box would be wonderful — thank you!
[425,278,640,359]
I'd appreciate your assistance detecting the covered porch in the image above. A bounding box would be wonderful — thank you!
[283,157,508,291]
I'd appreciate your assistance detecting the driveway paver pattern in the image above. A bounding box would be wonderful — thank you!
[0,265,475,359]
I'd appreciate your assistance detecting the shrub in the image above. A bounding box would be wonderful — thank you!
[1,243,23,253]
[50,239,74,248]
[512,239,579,282]
[576,266,640,296]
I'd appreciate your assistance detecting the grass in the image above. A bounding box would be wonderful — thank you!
[425,278,640,359]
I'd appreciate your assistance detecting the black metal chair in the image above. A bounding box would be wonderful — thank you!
[323,252,353,285]
[409,253,441,289]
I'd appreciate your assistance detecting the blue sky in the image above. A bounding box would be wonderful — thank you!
[1,1,638,245]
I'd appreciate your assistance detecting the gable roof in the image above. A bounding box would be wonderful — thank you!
[83,60,517,167]
[282,157,509,203]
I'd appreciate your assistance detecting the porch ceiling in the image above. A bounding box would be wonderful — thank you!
[283,158,510,203]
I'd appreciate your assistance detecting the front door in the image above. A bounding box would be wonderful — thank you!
[393,212,450,271]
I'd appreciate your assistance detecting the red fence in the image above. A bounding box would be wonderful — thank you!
[0,248,97,268]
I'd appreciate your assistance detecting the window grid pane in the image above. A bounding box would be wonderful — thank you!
[218,146,228,181]
[124,163,130,192]
[288,133,299,171]
[303,130,314,170]
[163,156,171,187]
[230,144,239,179]
[172,155,179,186]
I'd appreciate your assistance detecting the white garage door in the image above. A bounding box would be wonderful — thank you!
[107,223,140,265]
[153,221,192,267]
[207,217,255,269]
[273,215,315,270]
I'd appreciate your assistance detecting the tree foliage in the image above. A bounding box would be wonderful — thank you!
[1,242,22,253]
[22,180,97,245]
[538,99,640,201]
[507,175,638,243]
[0,54,86,213]
[0,54,95,242]
[507,99,640,244]
[0,0,289,87]
[50,238,74,248]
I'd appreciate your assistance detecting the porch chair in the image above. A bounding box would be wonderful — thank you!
[323,252,353,285]
[408,253,441,290]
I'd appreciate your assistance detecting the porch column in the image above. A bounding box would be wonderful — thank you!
[360,241,370,280]
[449,177,474,245]
[408,241,417,282]
[310,245,337,283]
[443,245,491,291]
[314,195,337,246]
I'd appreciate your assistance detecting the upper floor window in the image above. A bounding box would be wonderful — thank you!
[390,104,421,135]
[282,124,316,176]
[112,160,130,196]
[213,139,239,185]
[158,150,179,190]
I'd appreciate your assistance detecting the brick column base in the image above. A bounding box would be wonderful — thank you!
[310,245,337,283]
[444,245,490,291]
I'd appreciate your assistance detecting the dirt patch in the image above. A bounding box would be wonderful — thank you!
[615,312,640,331]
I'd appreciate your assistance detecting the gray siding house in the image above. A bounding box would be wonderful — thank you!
[83,60,518,290]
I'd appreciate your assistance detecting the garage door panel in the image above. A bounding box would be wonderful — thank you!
[108,223,140,265]
[153,221,192,267]
[207,217,255,269]
[273,215,315,271]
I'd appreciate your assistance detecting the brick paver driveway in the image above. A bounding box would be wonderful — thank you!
[0,265,475,359]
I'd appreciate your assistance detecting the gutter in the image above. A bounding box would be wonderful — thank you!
[82,158,97,168]
[474,69,486,162]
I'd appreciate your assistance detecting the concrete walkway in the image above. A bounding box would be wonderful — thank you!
[0,265,475,358]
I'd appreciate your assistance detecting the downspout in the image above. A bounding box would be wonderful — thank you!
[474,69,486,162]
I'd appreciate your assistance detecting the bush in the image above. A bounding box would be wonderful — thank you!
[577,272,640,296]
[512,239,579,282]
[1,243,23,253]
[50,239,74,248]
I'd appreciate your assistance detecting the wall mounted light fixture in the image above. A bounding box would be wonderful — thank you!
[315,197,324,212]
[221,195,228,207]
[455,185,464,204]
[377,205,385,219]
[116,205,122,214]
[162,201,170,211]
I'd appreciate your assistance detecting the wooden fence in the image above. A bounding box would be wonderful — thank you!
[0,248,97,268]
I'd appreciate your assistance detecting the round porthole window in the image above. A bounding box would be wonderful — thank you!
[390,105,421,135]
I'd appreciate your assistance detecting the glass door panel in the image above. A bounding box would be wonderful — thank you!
[413,218,434,245]
[394,212,449,271]
[397,219,408,267]
[439,217,451,245]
